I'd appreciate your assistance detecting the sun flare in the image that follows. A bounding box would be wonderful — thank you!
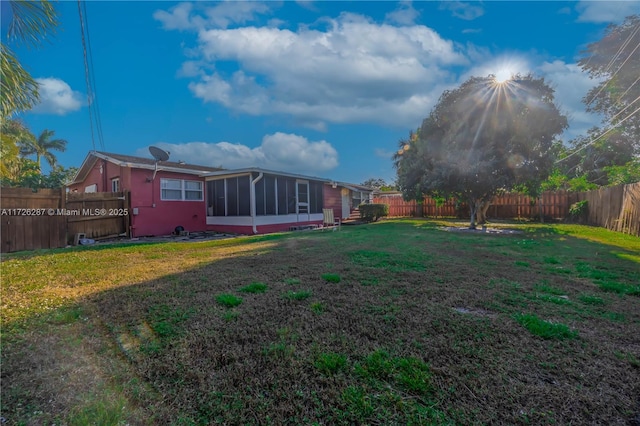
[494,68,513,83]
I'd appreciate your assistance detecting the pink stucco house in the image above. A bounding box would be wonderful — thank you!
[69,151,373,237]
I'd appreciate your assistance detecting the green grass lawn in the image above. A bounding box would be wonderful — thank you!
[2,219,639,425]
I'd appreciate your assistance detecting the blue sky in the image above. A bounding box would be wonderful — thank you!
[5,1,639,184]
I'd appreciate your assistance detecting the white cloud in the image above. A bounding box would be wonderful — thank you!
[537,60,604,140]
[385,1,420,26]
[158,9,467,129]
[153,2,195,30]
[462,28,482,34]
[295,1,318,12]
[139,132,339,173]
[31,78,83,115]
[440,1,484,21]
[153,1,272,30]
[576,1,640,23]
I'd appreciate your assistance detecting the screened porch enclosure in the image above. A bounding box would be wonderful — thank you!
[206,173,324,218]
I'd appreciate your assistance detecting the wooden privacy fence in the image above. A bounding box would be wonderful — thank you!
[569,182,640,236]
[1,188,131,253]
[373,182,640,236]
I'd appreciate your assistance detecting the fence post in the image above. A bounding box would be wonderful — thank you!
[125,190,132,238]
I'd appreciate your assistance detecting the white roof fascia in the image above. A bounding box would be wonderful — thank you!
[200,167,331,182]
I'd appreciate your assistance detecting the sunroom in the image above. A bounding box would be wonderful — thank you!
[201,168,334,235]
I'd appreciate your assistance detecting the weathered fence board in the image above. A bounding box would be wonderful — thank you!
[1,189,130,253]
[66,192,130,240]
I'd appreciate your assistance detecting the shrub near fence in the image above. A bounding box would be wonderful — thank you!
[373,181,640,236]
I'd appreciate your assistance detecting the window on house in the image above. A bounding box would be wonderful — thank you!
[160,179,203,201]
[185,180,203,200]
[85,184,97,193]
[111,178,120,192]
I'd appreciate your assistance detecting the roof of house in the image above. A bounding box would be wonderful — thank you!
[338,182,374,192]
[199,167,332,182]
[70,151,374,193]
[71,151,225,184]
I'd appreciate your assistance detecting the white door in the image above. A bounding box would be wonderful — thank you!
[296,180,310,222]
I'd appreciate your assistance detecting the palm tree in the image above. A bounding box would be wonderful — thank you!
[19,129,67,170]
[1,0,58,118]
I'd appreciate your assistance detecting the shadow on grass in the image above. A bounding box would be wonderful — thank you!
[2,221,639,425]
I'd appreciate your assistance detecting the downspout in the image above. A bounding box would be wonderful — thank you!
[250,172,264,234]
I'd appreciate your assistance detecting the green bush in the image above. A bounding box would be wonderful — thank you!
[359,203,389,222]
[568,200,588,222]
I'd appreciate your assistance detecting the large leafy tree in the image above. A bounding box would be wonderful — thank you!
[19,128,67,170]
[560,14,640,186]
[1,0,58,118]
[395,74,568,228]
[578,14,640,145]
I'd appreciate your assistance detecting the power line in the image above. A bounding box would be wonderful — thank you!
[77,1,105,151]
[618,74,640,102]
[77,0,95,152]
[585,23,640,108]
[556,102,640,164]
[82,1,105,151]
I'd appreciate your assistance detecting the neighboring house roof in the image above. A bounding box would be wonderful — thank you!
[71,151,225,184]
[338,182,374,193]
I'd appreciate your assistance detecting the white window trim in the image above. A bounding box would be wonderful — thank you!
[160,178,204,201]
[111,178,120,192]
[85,184,97,193]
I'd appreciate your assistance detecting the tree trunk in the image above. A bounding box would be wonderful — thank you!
[538,196,544,223]
[476,200,491,225]
[468,199,478,229]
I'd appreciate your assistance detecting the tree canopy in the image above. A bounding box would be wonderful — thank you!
[1,119,74,189]
[19,128,67,170]
[394,74,568,228]
[578,14,640,145]
[361,178,396,191]
[550,14,640,188]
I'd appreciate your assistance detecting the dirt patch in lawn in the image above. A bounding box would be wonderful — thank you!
[440,225,525,234]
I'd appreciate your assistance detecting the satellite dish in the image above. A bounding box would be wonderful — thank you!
[148,146,170,182]
[149,146,170,162]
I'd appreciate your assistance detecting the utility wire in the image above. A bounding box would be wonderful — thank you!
[618,74,640,102]
[78,0,96,152]
[556,103,640,164]
[82,1,105,151]
[562,23,640,166]
[585,25,640,108]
